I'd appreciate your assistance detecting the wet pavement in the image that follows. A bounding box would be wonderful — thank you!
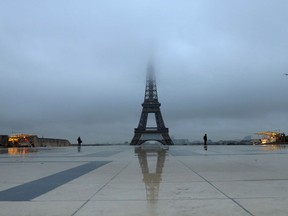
[0,145,288,216]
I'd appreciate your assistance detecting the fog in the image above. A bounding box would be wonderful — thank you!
[0,0,287,143]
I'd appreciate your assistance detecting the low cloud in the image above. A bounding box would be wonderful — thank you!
[0,0,287,143]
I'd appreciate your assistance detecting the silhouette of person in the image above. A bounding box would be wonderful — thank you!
[77,136,82,152]
[203,134,207,151]
[77,136,82,146]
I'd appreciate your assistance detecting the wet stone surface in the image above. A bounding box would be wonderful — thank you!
[0,145,287,216]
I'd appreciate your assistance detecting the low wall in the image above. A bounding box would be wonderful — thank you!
[36,138,71,147]
[0,135,9,147]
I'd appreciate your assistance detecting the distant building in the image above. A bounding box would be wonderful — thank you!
[172,138,190,145]
[0,134,70,147]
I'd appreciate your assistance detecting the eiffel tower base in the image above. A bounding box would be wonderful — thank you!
[130,128,174,145]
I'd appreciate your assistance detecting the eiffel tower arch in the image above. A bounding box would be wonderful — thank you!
[130,64,174,145]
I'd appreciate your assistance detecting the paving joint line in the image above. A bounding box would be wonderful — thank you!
[177,159,255,216]
[71,161,131,216]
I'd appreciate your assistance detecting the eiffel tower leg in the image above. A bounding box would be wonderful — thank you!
[130,132,141,145]
[155,111,165,128]
[161,132,174,145]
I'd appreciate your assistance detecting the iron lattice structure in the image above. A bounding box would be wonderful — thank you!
[130,64,174,145]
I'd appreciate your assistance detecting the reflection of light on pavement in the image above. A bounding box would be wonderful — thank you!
[260,145,287,151]
[8,147,28,155]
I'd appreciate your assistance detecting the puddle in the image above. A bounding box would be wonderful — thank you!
[258,144,287,151]
[0,147,38,155]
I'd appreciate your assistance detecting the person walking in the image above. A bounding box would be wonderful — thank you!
[203,134,207,151]
[77,136,82,146]
[77,136,82,152]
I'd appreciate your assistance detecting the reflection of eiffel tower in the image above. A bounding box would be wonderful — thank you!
[130,63,173,145]
[135,147,168,202]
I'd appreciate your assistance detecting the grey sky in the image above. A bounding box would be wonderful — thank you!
[0,0,287,143]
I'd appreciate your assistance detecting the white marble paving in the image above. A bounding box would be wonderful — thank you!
[74,200,251,216]
[214,180,288,198]
[236,198,288,216]
[0,145,288,216]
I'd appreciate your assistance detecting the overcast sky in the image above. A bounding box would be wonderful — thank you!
[1,0,288,144]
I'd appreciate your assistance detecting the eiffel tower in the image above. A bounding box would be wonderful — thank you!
[130,64,173,145]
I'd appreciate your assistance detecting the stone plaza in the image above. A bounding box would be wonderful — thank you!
[0,144,288,216]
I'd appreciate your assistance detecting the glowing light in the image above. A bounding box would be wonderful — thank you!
[256,131,286,144]
[8,134,34,147]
